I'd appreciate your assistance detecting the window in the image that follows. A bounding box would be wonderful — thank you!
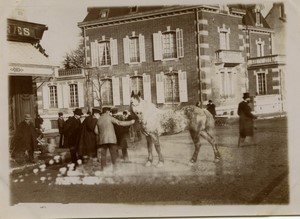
[50,120,58,129]
[153,28,184,61]
[164,73,179,103]
[220,69,234,98]
[90,38,118,67]
[101,79,113,106]
[123,33,145,64]
[129,37,140,62]
[99,41,111,66]
[256,38,265,57]
[130,6,138,13]
[219,31,229,50]
[99,9,108,18]
[69,84,79,107]
[131,76,143,98]
[257,73,267,95]
[255,12,261,26]
[49,85,58,108]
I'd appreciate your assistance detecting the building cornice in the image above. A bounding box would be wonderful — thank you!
[244,25,274,34]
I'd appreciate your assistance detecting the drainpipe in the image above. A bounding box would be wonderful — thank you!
[82,27,87,66]
[195,7,203,108]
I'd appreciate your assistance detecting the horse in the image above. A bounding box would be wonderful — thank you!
[130,91,221,167]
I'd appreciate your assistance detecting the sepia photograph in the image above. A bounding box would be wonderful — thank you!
[0,0,299,218]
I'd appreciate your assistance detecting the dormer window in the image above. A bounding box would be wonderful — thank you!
[130,6,138,13]
[254,5,262,27]
[99,9,109,18]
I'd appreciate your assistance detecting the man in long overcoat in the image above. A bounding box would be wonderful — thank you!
[12,114,37,164]
[237,93,257,147]
[77,108,101,160]
[63,108,83,164]
[94,107,135,171]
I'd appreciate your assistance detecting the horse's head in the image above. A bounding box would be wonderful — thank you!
[130,91,146,122]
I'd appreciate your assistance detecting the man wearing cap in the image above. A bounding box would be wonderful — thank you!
[77,108,101,161]
[95,107,135,171]
[237,93,258,147]
[63,108,83,164]
[11,114,37,164]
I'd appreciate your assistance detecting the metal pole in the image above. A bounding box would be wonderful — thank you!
[195,8,203,108]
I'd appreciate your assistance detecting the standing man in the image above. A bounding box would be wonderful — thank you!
[63,108,83,164]
[237,93,257,147]
[206,100,216,118]
[94,107,135,171]
[77,108,101,161]
[57,112,65,148]
[11,114,37,164]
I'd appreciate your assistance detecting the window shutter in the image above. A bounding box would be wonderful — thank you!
[112,76,121,105]
[62,84,70,108]
[42,85,49,109]
[139,34,146,62]
[178,70,188,102]
[78,82,85,107]
[143,74,151,102]
[153,32,163,61]
[122,75,131,105]
[93,79,100,107]
[110,38,118,65]
[176,28,184,58]
[156,73,165,103]
[90,41,99,67]
[123,36,130,64]
[57,84,63,108]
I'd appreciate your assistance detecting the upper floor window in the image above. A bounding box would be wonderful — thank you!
[49,85,58,108]
[69,84,79,107]
[99,9,109,18]
[218,24,230,50]
[256,38,265,57]
[90,37,118,67]
[153,27,184,61]
[123,33,146,64]
[220,68,234,98]
[257,72,267,95]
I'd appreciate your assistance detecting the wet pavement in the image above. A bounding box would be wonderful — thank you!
[9,117,288,205]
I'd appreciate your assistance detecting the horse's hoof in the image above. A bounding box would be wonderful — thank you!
[214,157,221,163]
[188,160,196,166]
[145,161,152,167]
[156,161,164,168]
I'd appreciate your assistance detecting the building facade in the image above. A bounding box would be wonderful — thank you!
[37,4,286,132]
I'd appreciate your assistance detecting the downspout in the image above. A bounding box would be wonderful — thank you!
[195,7,203,108]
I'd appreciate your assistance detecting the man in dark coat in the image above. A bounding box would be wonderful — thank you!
[77,108,101,161]
[57,112,65,148]
[237,93,257,147]
[63,108,83,164]
[206,100,216,118]
[12,114,37,164]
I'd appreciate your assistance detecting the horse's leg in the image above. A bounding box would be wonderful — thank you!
[199,130,221,162]
[145,135,153,167]
[189,129,201,165]
[151,133,164,167]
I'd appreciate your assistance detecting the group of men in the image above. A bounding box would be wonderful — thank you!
[61,107,135,171]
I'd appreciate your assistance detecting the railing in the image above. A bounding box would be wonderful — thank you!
[58,68,84,77]
[248,55,286,67]
[215,50,244,66]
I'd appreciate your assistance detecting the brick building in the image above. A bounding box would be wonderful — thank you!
[37,4,286,132]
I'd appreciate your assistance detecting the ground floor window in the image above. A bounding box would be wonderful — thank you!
[69,84,79,107]
[164,73,179,103]
[257,72,267,95]
[220,68,234,98]
[101,79,113,106]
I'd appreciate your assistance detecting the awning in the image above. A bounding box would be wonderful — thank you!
[8,41,56,76]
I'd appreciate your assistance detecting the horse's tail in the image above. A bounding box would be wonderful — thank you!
[203,109,215,132]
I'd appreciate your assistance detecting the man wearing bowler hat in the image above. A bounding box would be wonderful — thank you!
[237,93,258,147]
[77,108,101,161]
[63,108,83,164]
